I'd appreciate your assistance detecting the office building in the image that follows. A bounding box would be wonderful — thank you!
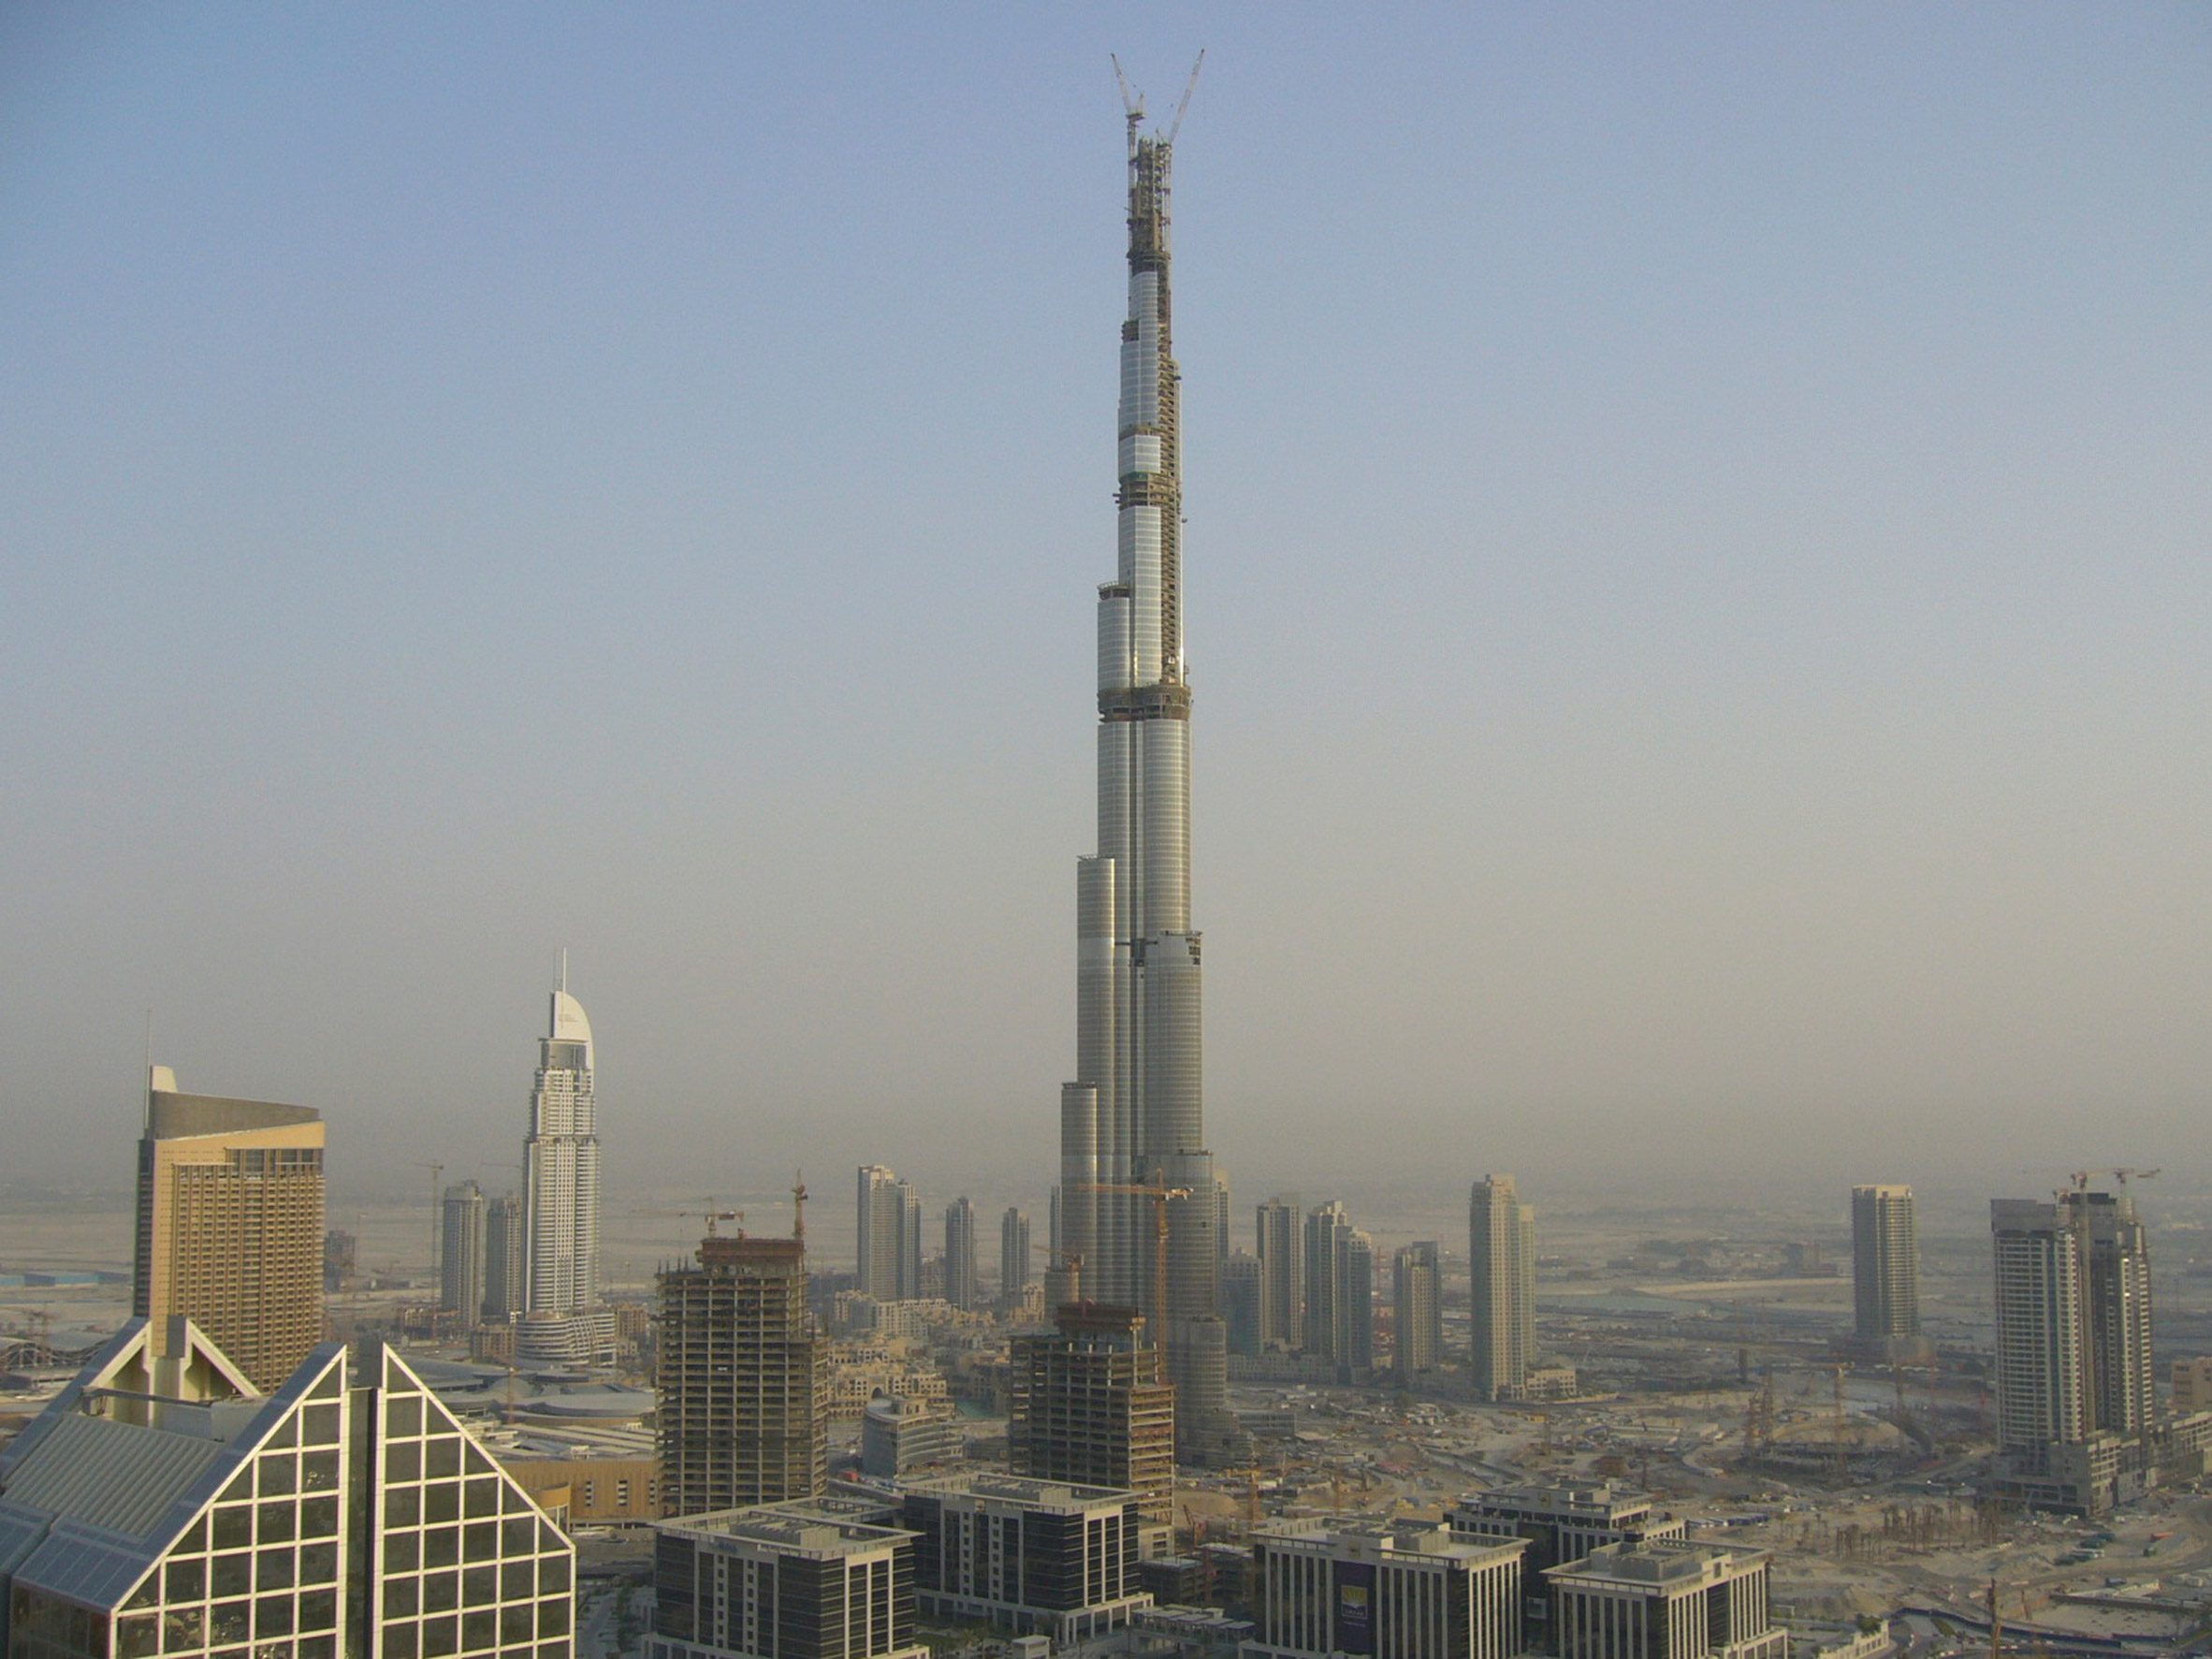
[856,1166,922,1302]
[1010,1303,1174,1525]
[484,1193,524,1322]
[522,967,609,1363]
[1223,1252,1263,1359]
[658,1230,827,1517]
[1393,1243,1442,1383]
[648,1496,927,1659]
[880,1472,1152,1644]
[132,1065,326,1391]
[1544,1540,1786,1659]
[1000,1207,1032,1309]
[440,1180,488,1321]
[1451,1482,1686,1648]
[943,1199,979,1312]
[1850,1184,1920,1353]
[0,1317,575,1659]
[1470,1175,1535,1403]
[1244,1519,1527,1659]
[1055,95,1241,1465]
[1257,1197,1304,1351]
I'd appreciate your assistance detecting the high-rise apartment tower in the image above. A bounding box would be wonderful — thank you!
[1056,87,1239,1463]
[484,1192,524,1321]
[1850,1183,1920,1351]
[132,1066,325,1390]
[1471,1174,1536,1403]
[1303,1203,1352,1364]
[1393,1241,1442,1383]
[1000,1206,1032,1307]
[1256,1197,1304,1351]
[944,1197,979,1311]
[440,1179,488,1320]
[856,1165,922,1302]
[522,966,607,1361]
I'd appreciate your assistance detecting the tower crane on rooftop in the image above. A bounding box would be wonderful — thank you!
[1111,51,1205,149]
[1081,1180,1193,1337]
[2067,1167,2160,1193]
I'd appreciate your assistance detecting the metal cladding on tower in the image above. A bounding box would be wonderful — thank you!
[1059,79,1243,1464]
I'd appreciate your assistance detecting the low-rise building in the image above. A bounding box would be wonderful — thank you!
[1544,1539,1786,1659]
[1243,1519,1527,1659]
[648,1496,926,1659]
[879,1472,1153,1644]
[1452,1481,1685,1650]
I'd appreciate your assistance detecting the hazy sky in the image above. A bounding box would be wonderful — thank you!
[5,6,2207,1220]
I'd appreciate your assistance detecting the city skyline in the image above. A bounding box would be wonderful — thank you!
[7,9,2208,1201]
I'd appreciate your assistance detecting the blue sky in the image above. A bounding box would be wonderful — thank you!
[4,5,2207,1213]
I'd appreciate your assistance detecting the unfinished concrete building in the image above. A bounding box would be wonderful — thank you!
[1010,1302,1174,1525]
[657,1230,827,1517]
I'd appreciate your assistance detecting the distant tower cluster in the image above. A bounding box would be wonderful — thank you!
[132,1066,326,1391]
[1470,1173,1536,1403]
[856,1164,923,1302]
[521,965,611,1362]
[1850,1183,1922,1358]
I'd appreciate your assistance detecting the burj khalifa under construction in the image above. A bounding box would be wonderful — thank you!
[1059,66,1244,1466]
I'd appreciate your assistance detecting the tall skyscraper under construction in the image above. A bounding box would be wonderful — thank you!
[1057,72,1240,1465]
[1991,1188,2154,1454]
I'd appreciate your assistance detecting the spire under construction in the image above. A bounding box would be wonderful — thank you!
[1058,58,1243,1464]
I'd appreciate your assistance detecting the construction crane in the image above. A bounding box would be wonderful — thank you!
[1080,1181,1194,1337]
[2066,1167,2161,1193]
[1110,51,1205,147]
[791,1173,808,1244]
[702,1210,743,1238]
